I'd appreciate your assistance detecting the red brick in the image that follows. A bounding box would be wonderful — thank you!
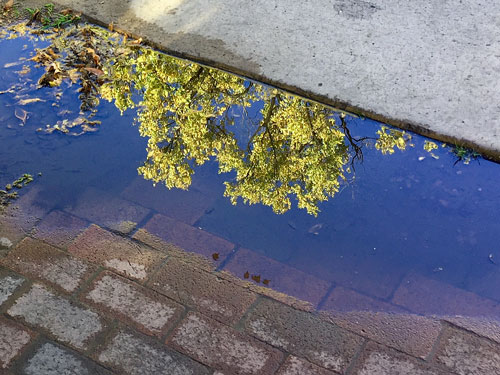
[350,342,451,375]
[0,317,34,369]
[82,271,184,337]
[67,187,150,233]
[148,256,256,324]
[322,286,403,313]
[1,237,97,293]
[121,177,213,225]
[224,248,330,307]
[276,356,337,375]
[443,316,500,345]
[68,225,165,281]
[170,312,283,375]
[140,214,234,259]
[392,272,500,317]
[244,298,363,373]
[32,210,88,249]
[433,326,500,375]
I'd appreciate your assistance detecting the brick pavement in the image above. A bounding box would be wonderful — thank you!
[1,196,500,374]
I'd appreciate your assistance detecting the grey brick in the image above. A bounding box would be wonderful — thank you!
[7,284,103,349]
[244,298,363,373]
[98,330,210,375]
[0,274,24,306]
[21,342,110,375]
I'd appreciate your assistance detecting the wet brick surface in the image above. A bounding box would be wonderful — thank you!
[149,256,256,324]
[32,210,88,249]
[0,317,33,369]
[170,312,283,375]
[141,214,235,259]
[98,330,211,375]
[69,225,166,281]
[7,284,103,349]
[1,237,96,293]
[224,248,330,307]
[276,356,337,375]
[244,298,363,373]
[0,274,24,306]
[434,325,500,375]
[83,271,184,337]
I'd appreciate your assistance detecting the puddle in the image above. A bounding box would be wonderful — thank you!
[1,21,500,325]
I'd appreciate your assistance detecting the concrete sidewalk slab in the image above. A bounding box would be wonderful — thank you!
[21,0,500,160]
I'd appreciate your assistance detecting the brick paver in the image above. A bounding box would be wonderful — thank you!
[276,356,337,375]
[170,312,283,375]
[0,274,24,306]
[21,341,111,375]
[7,284,103,349]
[32,210,88,249]
[140,214,235,259]
[0,317,33,369]
[69,225,165,281]
[1,238,96,293]
[322,287,442,358]
[392,272,500,317]
[67,187,150,233]
[82,272,184,337]
[224,248,330,307]
[98,330,211,375]
[350,342,451,375]
[149,256,256,324]
[244,298,363,373]
[434,325,500,375]
[121,178,213,225]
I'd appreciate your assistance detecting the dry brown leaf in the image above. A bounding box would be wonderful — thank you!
[83,67,104,76]
[3,0,14,11]
[60,8,72,15]
[108,22,114,32]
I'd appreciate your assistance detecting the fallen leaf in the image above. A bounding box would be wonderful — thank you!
[212,253,219,261]
[17,98,45,105]
[83,67,104,76]
[244,271,249,279]
[60,8,73,15]
[3,0,13,11]
[263,279,270,286]
[251,275,261,283]
[108,22,114,32]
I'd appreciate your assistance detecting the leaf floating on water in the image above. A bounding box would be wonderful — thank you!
[263,279,270,286]
[251,275,261,283]
[84,67,104,76]
[17,98,46,105]
[14,108,28,124]
[308,223,323,235]
[212,253,219,261]
[243,271,249,279]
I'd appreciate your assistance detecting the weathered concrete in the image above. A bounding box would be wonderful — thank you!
[21,0,500,159]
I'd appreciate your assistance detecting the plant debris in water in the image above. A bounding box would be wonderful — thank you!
[0,173,34,208]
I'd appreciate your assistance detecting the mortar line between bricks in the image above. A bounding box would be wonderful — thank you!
[215,243,241,272]
[0,276,33,316]
[161,305,193,343]
[7,332,45,375]
[71,266,105,301]
[315,282,336,311]
[384,269,409,302]
[233,294,264,331]
[143,255,171,287]
[128,208,157,237]
[344,338,368,375]
[424,320,447,363]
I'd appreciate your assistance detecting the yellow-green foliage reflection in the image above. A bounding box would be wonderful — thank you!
[100,47,357,215]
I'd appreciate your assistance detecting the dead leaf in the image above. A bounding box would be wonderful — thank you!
[60,8,73,15]
[84,67,104,76]
[108,22,114,32]
[244,271,249,279]
[251,275,261,283]
[212,253,219,261]
[14,108,28,124]
[3,0,13,11]
[263,279,270,286]
[17,98,46,105]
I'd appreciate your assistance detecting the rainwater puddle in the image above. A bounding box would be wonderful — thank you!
[1,23,500,328]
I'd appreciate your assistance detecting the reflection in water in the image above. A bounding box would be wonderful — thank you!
[2,22,500,337]
[99,42,412,215]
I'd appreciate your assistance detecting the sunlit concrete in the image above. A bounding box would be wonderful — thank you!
[24,0,500,159]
